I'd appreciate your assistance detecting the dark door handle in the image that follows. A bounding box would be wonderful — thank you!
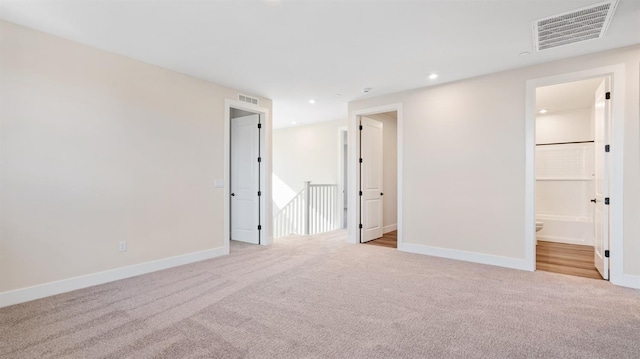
[231,193,235,196]
[590,198,596,203]
[380,192,384,196]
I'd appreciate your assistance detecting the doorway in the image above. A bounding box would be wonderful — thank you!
[534,77,607,280]
[348,106,400,247]
[525,64,625,285]
[224,100,272,252]
[230,108,262,245]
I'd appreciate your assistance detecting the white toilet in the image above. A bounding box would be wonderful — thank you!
[536,221,544,232]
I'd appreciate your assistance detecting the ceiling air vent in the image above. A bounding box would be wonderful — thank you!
[533,0,618,51]
[238,94,259,105]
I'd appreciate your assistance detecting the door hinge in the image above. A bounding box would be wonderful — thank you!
[605,144,610,152]
[359,190,363,196]
[605,92,611,100]
[604,197,610,205]
[257,157,262,163]
[257,123,262,129]
[604,250,610,258]
[359,158,363,163]
[258,191,261,196]
[258,225,262,230]
[359,223,363,229]
[359,125,363,130]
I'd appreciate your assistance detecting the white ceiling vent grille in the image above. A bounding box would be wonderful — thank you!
[533,0,618,51]
[238,94,259,105]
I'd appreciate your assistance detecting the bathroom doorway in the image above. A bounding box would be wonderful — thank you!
[347,104,401,248]
[534,76,609,280]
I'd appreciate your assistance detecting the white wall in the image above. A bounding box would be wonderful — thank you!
[0,21,272,300]
[272,119,346,210]
[348,45,640,278]
[536,108,593,144]
[365,113,397,231]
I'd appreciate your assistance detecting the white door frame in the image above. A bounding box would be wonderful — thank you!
[525,64,625,284]
[337,126,348,229]
[348,103,403,247]
[225,99,272,253]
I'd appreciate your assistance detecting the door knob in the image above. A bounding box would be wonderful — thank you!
[380,192,384,196]
[231,193,235,196]
[590,198,596,203]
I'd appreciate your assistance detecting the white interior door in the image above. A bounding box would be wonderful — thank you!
[231,114,260,244]
[360,117,383,242]
[593,79,610,280]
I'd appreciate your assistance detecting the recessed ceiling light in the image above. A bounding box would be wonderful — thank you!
[335,94,342,98]
[362,88,372,94]
[538,109,548,114]
[428,73,438,80]
[308,99,316,104]
[519,51,530,56]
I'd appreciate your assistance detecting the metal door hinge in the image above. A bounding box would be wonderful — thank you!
[359,191,363,196]
[605,92,611,100]
[258,191,261,196]
[605,197,610,205]
[257,157,262,163]
[604,250,610,258]
[258,123,262,129]
[359,158,363,163]
[359,125,363,130]
[359,224,363,229]
[258,225,262,230]
[605,145,610,152]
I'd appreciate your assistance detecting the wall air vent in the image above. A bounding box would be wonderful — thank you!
[533,0,618,51]
[238,94,259,105]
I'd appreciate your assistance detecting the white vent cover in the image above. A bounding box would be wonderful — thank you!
[533,0,618,51]
[238,94,259,105]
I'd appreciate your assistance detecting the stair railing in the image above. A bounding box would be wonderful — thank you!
[273,181,339,238]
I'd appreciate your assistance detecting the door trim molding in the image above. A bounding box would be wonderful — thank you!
[225,100,272,251]
[337,126,348,229]
[348,103,403,247]
[525,64,625,284]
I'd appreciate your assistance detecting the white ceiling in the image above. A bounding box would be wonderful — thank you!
[1,0,639,128]
[537,77,605,114]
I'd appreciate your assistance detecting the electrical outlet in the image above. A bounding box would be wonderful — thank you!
[119,241,127,252]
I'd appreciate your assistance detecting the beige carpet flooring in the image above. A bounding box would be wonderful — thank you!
[1,230,640,358]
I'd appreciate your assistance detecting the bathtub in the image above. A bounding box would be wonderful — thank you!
[535,214,594,246]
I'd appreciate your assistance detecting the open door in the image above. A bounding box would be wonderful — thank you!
[231,113,261,244]
[360,117,383,242]
[593,79,610,280]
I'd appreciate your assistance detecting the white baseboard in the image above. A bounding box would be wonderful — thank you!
[613,273,640,290]
[383,224,397,234]
[536,235,593,246]
[398,242,530,271]
[0,247,228,309]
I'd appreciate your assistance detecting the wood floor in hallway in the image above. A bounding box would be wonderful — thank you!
[365,230,397,248]
[536,240,603,280]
